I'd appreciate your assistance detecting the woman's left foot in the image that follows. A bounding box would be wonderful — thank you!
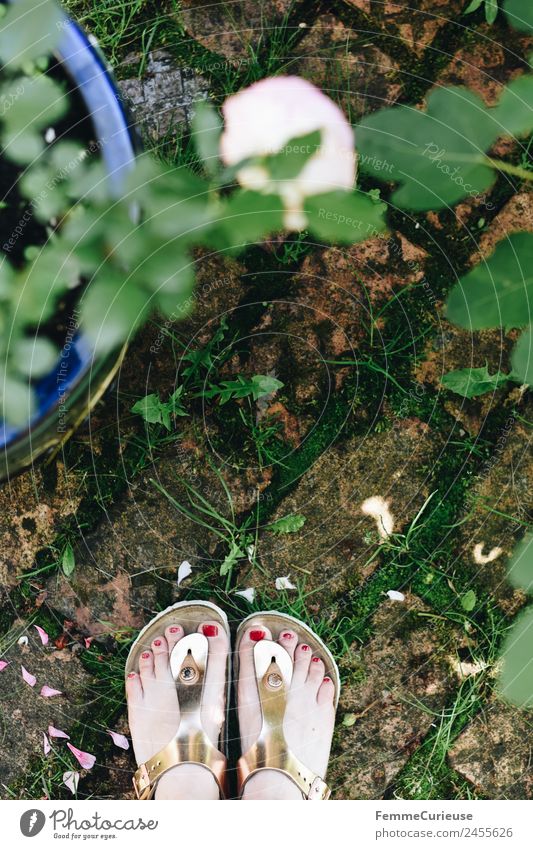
[126,621,229,800]
[237,624,336,799]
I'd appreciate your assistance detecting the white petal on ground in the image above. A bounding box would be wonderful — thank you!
[48,725,70,739]
[63,771,79,794]
[177,560,193,586]
[235,587,256,603]
[451,657,488,678]
[67,743,96,769]
[386,590,405,602]
[361,496,394,540]
[43,733,51,756]
[275,575,297,590]
[108,730,130,750]
[17,636,29,647]
[473,543,503,565]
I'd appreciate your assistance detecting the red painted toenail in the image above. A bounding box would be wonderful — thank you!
[169,627,180,634]
[282,632,293,639]
[153,640,162,647]
[312,656,321,663]
[323,677,331,683]
[301,644,310,651]
[127,672,136,679]
[141,652,150,659]
[203,624,218,637]
[250,630,265,642]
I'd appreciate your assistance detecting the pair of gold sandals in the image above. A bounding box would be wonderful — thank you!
[125,600,340,800]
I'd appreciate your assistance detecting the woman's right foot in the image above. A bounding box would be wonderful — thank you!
[237,624,336,800]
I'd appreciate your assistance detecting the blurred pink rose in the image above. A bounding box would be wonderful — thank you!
[220,76,356,230]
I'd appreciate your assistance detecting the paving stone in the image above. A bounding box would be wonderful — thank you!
[178,0,293,61]
[118,50,209,140]
[0,464,83,590]
[453,398,533,614]
[0,621,95,795]
[345,1,465,56]
[289,13,403,120]
[448,701,533,799]
[238,426,444,608]
[328,594,463,799]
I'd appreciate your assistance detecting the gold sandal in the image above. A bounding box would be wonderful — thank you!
[125,600,230,799]
[235,610,340,801]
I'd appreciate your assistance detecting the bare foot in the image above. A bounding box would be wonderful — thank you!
[237,624,336,799]
[126,621,228,799]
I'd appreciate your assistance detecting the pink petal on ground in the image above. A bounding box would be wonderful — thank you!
[63,771,79,794]
[21,665,36,687]
[67,743,96,769]
[43,733,51,755]
[84,637,94,649]
[40,685,62,697]
[0,660,9,671]
[48,725,70,739]
[108,730,129,750]
[34,625,49,646]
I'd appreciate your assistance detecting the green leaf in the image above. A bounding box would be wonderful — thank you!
[441,365,510,398]
[215,191,284,247]
[493,76,533,137]
[81,273,150,354]
[61,543,76,578]
[460,589,477,612]
[0,0,64,69]
[498,606,533,707]
[191,100,222,176]
[266,130,321,182]
[305,190,387,243]
[13,337,58,378]
[463,0,484,13]
[0,373,34,426]
[269,514,306,535]
[507,533,533,593]
[342,713,357,728]
[250,374,284,400]
[504,0,533,32]
[446,232,533,330]
[485,0,499,24]
[168,386,188,417]
[0,75,67,164]
[131,394,164,425]
[357,87,498,210]
[220,540,244,576]
[511,326,532,384]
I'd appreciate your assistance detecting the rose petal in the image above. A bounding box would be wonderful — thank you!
[275,575,296,590]
[33,625,49,646]
[67,742,96,769]
[0,660,9,671]
[177,560,193,586]
[84,637,94,649]
[48,725,70,739]
[40,685,62,698]
[62,771,79,794]
[386,590,405,602]
[108,730,129,750]
[43,733,51,755]
[235,587,255,604]
[21,665,36,687]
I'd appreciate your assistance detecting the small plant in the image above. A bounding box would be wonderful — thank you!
[463,0,499,25]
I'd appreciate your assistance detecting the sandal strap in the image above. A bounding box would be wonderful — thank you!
[237,750,331,800]
[133,733,227,799]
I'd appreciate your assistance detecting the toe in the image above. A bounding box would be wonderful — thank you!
[278,629,297,660]
[151,635,170,678]
[165,624,183,654]
[317,676,336,706]
[138,649,154,683]
[307,655,326,690]
[126,670,143,704]
[238,625,273,707]
[198,621,229,746]
[292,641,312,688]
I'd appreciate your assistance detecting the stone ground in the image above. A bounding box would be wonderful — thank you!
[1,0,532,800]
